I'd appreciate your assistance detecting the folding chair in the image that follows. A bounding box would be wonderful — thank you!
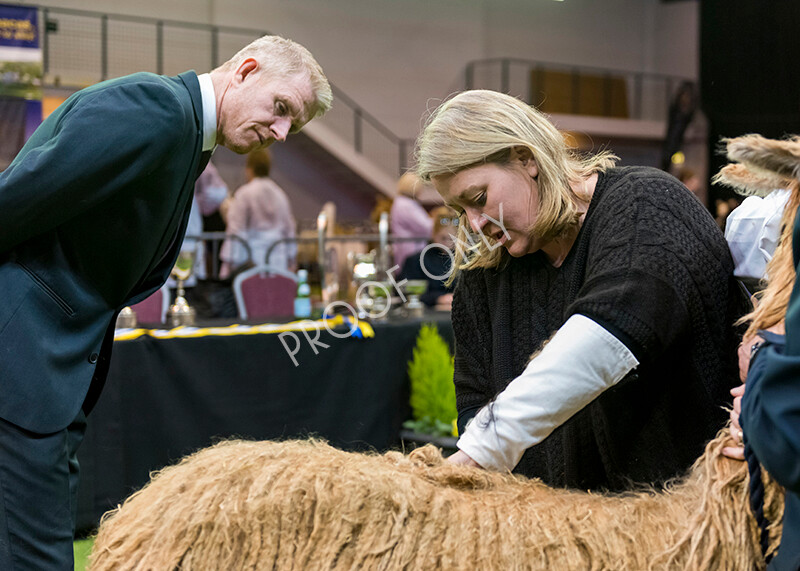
[130,284,171,324]
[232,265,299,320]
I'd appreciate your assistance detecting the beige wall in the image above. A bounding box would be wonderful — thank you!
[30,0,699,137]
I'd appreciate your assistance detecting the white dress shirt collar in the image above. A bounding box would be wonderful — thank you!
[197,73,217,153]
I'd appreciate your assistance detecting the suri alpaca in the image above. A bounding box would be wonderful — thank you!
[89,431,783,571]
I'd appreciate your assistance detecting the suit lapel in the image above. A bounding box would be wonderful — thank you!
[130,72,206,303]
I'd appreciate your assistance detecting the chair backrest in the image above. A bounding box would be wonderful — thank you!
[232,265,299,320]
[131,285,170,324]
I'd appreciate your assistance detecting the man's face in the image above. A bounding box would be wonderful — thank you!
[218,60,316,154]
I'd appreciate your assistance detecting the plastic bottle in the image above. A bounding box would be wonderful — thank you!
[294,269,312,318]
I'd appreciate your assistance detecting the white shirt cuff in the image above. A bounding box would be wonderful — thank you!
[456,313,639,472]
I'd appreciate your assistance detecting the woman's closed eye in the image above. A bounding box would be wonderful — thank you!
[447,204,465,216]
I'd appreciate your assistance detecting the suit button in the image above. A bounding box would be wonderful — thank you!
[88,353,99,364]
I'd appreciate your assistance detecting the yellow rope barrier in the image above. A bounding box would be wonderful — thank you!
[113,315,375,342]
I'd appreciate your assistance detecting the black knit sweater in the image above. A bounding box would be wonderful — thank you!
[452,166,746,491]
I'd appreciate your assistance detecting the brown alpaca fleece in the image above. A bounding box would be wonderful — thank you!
[89,430,783,571]
[713,163,793,197]
[723,134,800,186]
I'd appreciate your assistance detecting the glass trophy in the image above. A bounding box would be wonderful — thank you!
[167,251,196,327]
[349,251,377,319]
[403,280,428,318]
[366,280,392,319]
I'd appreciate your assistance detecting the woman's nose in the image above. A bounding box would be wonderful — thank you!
[467,209,486,233]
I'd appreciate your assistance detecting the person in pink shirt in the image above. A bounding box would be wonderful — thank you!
[390,172,434,269]
[220,149,297,277]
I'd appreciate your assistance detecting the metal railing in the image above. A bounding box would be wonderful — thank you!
[26,3,693,180]
[324,83,416,178]
[184,231,251,280]
[463,57,695,122]
[24,3,414,175]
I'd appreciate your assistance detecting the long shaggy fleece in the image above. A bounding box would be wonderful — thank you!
[89,431,783,571]
[713,163,792,197]
[724,134,800,182]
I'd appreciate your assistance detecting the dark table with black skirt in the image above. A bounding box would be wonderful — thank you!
[75,313,453,533]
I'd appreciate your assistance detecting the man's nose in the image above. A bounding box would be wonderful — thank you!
[272,119,291,142]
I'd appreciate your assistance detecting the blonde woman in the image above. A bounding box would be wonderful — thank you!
[415,90,746,490]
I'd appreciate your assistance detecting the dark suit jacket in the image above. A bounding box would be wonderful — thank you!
[741,211,800,571]
[0,71,205,433]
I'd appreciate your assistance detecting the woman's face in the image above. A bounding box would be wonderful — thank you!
[433,152,543,257]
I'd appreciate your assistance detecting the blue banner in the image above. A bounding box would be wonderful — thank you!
[0,3,42,168]
[0,4,38,49]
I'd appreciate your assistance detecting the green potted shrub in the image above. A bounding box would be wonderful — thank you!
[401,323,458,453]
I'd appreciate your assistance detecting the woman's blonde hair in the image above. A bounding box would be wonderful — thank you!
[414,90,616,277]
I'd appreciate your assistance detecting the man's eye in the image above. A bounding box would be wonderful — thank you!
[475,192,486,206]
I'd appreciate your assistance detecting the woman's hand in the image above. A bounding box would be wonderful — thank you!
[722,384,745,460]
[447,450,483,468]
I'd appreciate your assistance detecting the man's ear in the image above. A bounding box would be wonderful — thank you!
[511,146,538,179]
[233,58,259,85]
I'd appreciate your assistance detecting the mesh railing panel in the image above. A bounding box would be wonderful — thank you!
[107,19,157,78]
[161,25,212,76]
[216,30,263,65]
[45,13,102,86]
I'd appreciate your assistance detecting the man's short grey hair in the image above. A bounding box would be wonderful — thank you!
[219,35,332,119]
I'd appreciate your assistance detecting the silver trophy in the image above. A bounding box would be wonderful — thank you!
[167,251,196,327]
[115,305,138,329]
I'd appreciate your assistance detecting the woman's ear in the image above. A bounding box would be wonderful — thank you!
[511,146,538,179]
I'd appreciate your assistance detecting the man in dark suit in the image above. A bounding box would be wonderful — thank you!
[0,35,331,569]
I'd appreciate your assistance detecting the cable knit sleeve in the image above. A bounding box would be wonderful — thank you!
[451,268,495,434]
[567,168,733,364]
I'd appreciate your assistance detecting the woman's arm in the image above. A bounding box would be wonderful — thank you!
[453,314,638,470]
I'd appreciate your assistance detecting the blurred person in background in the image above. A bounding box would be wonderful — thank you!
[725,187,790,297]
[399,205,457,310]
[660,81,697,172]
[220,149,297,277]
[172,161,229,287]
[676,167,703,202]
[390,171,433,269]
